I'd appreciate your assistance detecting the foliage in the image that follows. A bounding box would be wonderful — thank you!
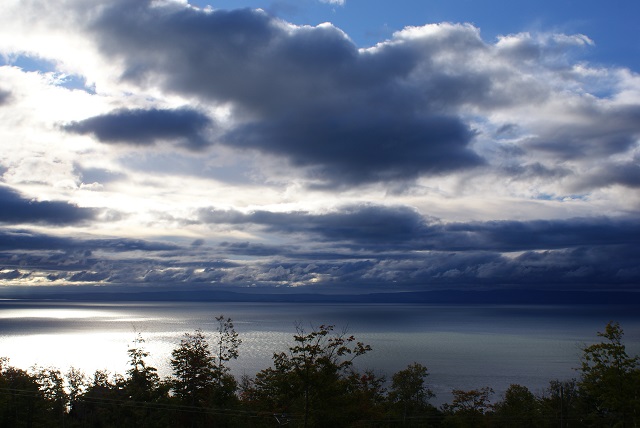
[493,384,540,428]
[538,379,581,428]
[214,315,242,374]
[124,335,168,427]
[170,329,216,405]
[0,363,47,427]
[65,366,86,411]
[442,387,494,428]
[168,316,242,427]
[126,334,161,400]
[248,323,372,427]
[388,362,437,425]
[577,321,640,427]
[33,366,68,418]
[345,369,388,421]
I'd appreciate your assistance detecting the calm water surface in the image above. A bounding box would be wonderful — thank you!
[1,300,639,404]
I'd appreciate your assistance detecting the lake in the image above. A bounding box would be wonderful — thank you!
[1,300,639,405]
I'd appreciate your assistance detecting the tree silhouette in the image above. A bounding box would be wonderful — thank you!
[578,321,640,426]
[493,384,540,428]
[443,387,494,427]
[249,324,372,427]
[170,329,216,406]
[389,362,436,426]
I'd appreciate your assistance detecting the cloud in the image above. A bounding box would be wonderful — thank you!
[433,217,640,252]
[82,5,488,185]
[0,185,97,225]
[522,105,640,160]
[0,229,78,251]
[190,238,205,247]
[571,159,640,190]
[80,3,639,187]
[5,1,640,191]
[0,229,179,252]
[198,204,640,253]
[0,227,186,285]
[2,208,640,288]
[75,166,127,185]
[220,241,292,257]
[0,88,12,105]
[225,110,482,185]
[1,1,640,291]
[63,107,213,150]
[198,205,428,245]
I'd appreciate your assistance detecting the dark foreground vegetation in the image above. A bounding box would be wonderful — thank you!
[1,318,639,427]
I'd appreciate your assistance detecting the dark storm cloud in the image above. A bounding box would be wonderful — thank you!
[0,229,179,253]
[199,205,428,244]
[3,214,639,288]
[0,228,188,283]
[0,185,97,225]
[83,2,484,185]
[88,238,180,252]
[211,243,640,288]
[218,207,639,286]
[436,217,640,252]
[199,205,640,253]
[63,108,213,151]
[225,110,481,184]
[219,241,292,257]
[0,230,73,251]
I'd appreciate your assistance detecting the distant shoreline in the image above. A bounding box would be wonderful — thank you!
[1,286,639,305]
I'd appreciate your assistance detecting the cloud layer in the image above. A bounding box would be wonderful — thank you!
[2,205,639,288]
[0,0,639,291]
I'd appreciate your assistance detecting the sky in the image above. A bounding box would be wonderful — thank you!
[0,0,639,294]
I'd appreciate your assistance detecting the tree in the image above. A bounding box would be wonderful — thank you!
[248,324,372,428]
[214,315,242,377]
[72,369,128,427]
[64,366,86,421]
[124,334,167,427]
[211,315,241,406]
[577,321,640,426]
[0,363,46,427]
[33,366,68,423]
[442,387,494,428]
[493,384,540,428]
[169,317,242,427]
[170,329,216,406]
[126,334,161,401]
[388,362,437,426]
[65,366,86,406]
[344,369,388,425]
[539,379,580,428]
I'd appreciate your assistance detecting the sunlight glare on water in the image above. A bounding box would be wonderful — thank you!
[0,308,119,320]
